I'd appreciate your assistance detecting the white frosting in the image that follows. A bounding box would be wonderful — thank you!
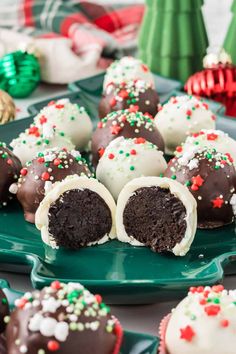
[166,286,236,354]
[155,96,216,155]
[116,176,197,256]
[35,175,116,248]
[10,125,75,166]
[103,56,154,90]
[178,129,236,167]
[34,100,93,150]
[96,137,167,200]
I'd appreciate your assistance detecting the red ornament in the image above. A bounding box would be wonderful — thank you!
[185,51,236,117]
[212,197,224,208]
[204,305,221,316]
[180,325,195,342]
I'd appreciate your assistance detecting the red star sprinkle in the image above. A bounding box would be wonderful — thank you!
[212,197,224,208]
[28,126,40,137]
[98,148,105,157]
[220,319,229,327]
[118,90,129,99]
[41,172,50,181]
[207,133,218,141]
[55,104,64,109]
[20,168,28,176]
[129,105,139,113]
[204,305,221,316]
[47,340,60,351]
[176,146,183,153]
[191,175,204,187]
[180,326,195,342]
[134,137,146,144]
[109,97,117,107]
[39,115,47,124]
[108,153,115,159]
[110,125,122,135]
[141,64,148,72]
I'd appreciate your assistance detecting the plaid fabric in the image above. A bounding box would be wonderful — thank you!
[0,0,144,57]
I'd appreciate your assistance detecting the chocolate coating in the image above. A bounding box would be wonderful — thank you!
[0,142,21,207]
[99,81,159,119]
[164,148,236,228]
[0,334,6,354]
[123,186,187,253]
[0,289,9,334]
[48,188,112,249]
[6,282,122,354]
[17,149,91,224]
[91,110,165,166]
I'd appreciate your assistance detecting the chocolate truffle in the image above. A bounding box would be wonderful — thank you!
[16,148,92,224]
[116,177,197,256]
[0,142,21,207]
[34,99,93,150]
[36,175,116,249]
[103,56,155,90]
[164,146,236,229]
[10,123,75,166]
[99,80,159,119]
[161,285,236,354]
[154,95,216,155]
[6,281,123,354]
[0,289,9,334]
[91,109,165,166]
[96,137,167,200]
[175,129,236,167]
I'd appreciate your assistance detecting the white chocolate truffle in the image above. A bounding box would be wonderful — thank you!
[103,56,155,90]
[10,124,75,166]
[155,96,216,155]
[36,175,116,249]
[116,176,197,256]
[96,137,167,200]
[34,99,93,150]
[165,285,236,354]
[176,129,236,167]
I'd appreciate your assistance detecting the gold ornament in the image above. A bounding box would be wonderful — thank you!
[0,90,16,124]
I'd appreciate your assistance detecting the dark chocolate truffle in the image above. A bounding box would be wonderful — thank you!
[6,281,123,354]
[91,109,165,166]
[99,80,159,119]
[164,146,236,229]
[0,289,9,334]
[16,148,92,224]
[0,141,21,207]
[36,176,116,249]
[116,177,197,256]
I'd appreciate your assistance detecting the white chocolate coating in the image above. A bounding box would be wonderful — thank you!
[155,96,216,155]
[34,99,93,150]
[35,175,116,249]
[116,176,197,256]
[10,124,75,166]
[96,137,167,200]
[166,286,236,354]
[177,129,236,167]
[103,56,155,90]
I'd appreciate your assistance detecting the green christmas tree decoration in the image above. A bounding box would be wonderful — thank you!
[138,0,209,83]
[224,0,236,64]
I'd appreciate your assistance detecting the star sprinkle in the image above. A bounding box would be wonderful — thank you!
[212,197,224,208]
[180,325,195,342]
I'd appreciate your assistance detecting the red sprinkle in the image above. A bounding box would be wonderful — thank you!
[207,133,218,141]
[190,286,197,293]
[95,294,102,304]
[47,340,60,351]
[37,157,45,164]
[98,148,105,157]
[53,158,61,166]
[17,298,28,309]
[212,285,224,292]
[199,298,207,305]
[130,149,137,155]
[141,64,149,72]
[121,115,127,122]
[118,90,129,99]
[55,104,64,109]
[39,115,47,124]
[225,153,234,163]
[186,109,192,116]
[180,325,195,342]
[197,286,204,293]
[109,97,117,107]
[20,168,28,176]
[134,137,146,144]
[47,100,55,106]
[128,105,139,113]
[191,184,199,191]
[212,197,224,209]
[51,281,61,290]
[191,175,204,187]
[204,305,221,316]
[97,122,103,129]
[28,126,40,137]
[211,115,216,121]
[220,319,229,327]
[176,146,183,153]
[108,153,115,160]
[110,125,122,135]
[41,172,50,181]
[202,102,209,109]
[7,159,13,165]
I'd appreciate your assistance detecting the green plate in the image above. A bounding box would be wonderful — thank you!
[0,279,159,354]
[1,79,236,305]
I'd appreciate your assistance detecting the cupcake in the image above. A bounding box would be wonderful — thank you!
[6,281,123,354]
[116,176,197,256]
[0,289,9,334]
[103,56,155,90]
[0,142,21,207]
[99,80,159,119]
[91,109,165,167]
[154,96,216,155]
[164,146,236,229]
[96,137,167,200]
[16,148,92,223]
[160,285,236,354]
[35,175,116,249]
[34,99,93,150]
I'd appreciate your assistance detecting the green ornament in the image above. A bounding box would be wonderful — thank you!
[0,50,40,98]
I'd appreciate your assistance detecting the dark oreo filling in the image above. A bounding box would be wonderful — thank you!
[123,186,187,253]
[48,189,112,249]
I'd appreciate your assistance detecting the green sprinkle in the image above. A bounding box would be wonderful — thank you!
[70,116,75,121]
[60,132,65,137]
[185,180,191,186]
[44,139,50,145]
[119,150,124,154]
[1,298,7,305]
[126,153,130,157]
[130,166,135,171]
[171,175,176,180]
[1,154,7,159]
[213,298,220,304]
[159,173,164,177]
[214,165,220,170]
[36,141,41,145]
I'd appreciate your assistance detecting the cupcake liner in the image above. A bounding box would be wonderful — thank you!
[158,313,171,354]
[113,317,124,354]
